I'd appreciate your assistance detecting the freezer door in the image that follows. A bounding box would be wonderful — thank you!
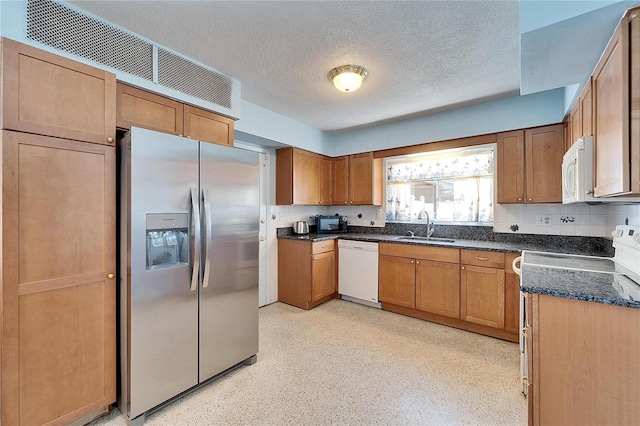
[199,141,259,381]
[126,128,199,418]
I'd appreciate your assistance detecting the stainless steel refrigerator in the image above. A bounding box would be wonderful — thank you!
[119,127,259,424]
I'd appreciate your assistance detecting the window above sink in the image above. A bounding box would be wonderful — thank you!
[385,145,495,225]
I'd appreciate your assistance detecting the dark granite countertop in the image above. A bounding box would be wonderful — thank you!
[278,232,611,256]
[279,227,639,308]
[521,264,640,309]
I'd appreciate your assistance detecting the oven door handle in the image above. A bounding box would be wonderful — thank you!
[512,255,522,276]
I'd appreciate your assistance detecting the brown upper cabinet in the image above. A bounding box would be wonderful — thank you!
[566,79,593,151]
[496,124,564,204]
[320,156,333,205]
[116,83,234,147]
[332,155,350,204]
[592,9,640,197]
[332,153,383,206]
[276,148,381,206]
[0,38,116,146]
[117,83,184,135]
[580,79,593,139]
[183,105,234,147]
[496,130,525,203]
[276,147,329,205]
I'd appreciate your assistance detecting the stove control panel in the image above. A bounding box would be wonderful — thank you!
[612,225,640,275]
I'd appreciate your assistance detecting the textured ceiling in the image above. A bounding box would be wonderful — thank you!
[69,1,521,132]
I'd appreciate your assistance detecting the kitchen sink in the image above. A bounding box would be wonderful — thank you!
[394,236,456,243]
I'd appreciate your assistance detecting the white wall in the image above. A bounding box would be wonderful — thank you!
[494,203,640,238]
[494,203,609,237]
[605,204,640,235]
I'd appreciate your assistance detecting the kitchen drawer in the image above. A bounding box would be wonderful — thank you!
[461,249,505,268]
[312,239,335,254]
[379,243,459,264]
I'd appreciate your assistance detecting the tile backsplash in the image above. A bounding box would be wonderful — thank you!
[268,203,640,238]
[269,205,384,228]
[493,203,640,238]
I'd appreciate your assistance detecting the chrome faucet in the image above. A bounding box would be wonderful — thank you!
[425,211,435,238]
[407,231,415,238]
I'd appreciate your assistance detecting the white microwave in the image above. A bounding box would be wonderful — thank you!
[562,136,596,204]
[562,136,640,204]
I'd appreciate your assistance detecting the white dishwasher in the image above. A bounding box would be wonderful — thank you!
[338,240,380,308]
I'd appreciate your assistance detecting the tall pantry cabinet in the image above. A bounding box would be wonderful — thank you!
[0,38,116,425]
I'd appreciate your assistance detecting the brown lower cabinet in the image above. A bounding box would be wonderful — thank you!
[378,255,417,308]
[379,243,518,342]
[527,294,640,425]
[460,250,506,329]
[504,253,521,334]
[278,239,336,309]
[1,130,116,425]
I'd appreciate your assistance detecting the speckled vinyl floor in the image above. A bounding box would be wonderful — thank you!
[91,299,526,425]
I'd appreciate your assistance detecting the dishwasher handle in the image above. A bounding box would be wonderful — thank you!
[338,240,379,252]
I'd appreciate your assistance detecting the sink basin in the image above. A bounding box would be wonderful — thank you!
[394,236,456,243]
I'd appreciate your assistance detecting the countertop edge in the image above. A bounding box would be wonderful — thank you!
[277,233,596,255]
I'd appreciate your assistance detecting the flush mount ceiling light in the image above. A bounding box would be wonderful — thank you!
[328,64,368,92]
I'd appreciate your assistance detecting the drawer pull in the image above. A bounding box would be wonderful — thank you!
[474,256,489,261]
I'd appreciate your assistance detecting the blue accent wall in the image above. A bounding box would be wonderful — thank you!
[330,89,565,156]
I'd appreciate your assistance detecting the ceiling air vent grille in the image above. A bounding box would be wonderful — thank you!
[25,0,153,80]
[158,48,233,110]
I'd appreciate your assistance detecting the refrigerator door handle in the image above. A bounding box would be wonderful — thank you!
[202,187,213,288]
[190,187,201,291]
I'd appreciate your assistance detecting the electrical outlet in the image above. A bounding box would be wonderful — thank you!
[376,208,383,219]
[536,215,552,226]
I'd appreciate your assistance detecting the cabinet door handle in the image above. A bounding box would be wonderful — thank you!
[416,260,420,264]
[474,256,489,261]
[107,273,115,279]
[461,266,465,270]
[106,137,114,143]
[410,260,414,264]
[528,198,533,202]
[517,197,522,201]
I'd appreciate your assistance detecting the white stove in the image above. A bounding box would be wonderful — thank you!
[517,225,640,284]
[514,225,640,396]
